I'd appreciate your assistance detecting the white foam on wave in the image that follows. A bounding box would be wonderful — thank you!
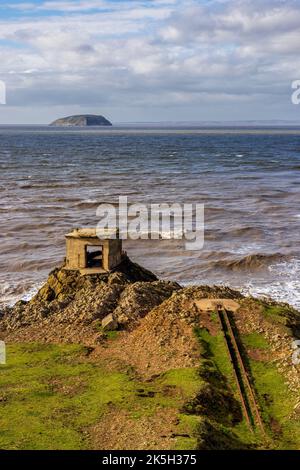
[2,258,300,314]
[21,284,42,302]
[0,280,42,307]
[232,243,264,255]
[241,258,300,310]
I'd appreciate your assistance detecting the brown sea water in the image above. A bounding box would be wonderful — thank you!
[1,125,300,308]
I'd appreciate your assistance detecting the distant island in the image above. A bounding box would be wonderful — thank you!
[50,114,112,127]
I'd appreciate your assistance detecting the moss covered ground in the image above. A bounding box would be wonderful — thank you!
[194,327,259,449]
[0,343,200,450]
[194,322,300,450]
[239,329,300,449]
[1,303,300,450]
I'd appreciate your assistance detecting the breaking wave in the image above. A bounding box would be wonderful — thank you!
[242,259,300,310]
[212,253,286,272]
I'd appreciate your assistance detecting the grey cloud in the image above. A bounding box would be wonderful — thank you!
[1,0,300,121]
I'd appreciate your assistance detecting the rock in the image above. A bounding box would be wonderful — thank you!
[102,313,118,331]
[113,281,181,327]
[108,272,130,286]
[50,114,112,127]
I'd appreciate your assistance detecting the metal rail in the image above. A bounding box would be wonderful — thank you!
[216,305,265,436]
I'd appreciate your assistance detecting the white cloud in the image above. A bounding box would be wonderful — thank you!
[39,1,107,12]
[1,0,300,122]
[8,0,108,12]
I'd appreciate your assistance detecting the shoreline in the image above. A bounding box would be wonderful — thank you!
[2,260,300,312]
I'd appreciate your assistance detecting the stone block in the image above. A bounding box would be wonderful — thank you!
[101,313,118,331]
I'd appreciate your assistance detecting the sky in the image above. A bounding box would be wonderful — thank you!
[0,0,300,124]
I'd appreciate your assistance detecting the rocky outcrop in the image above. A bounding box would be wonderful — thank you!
[50,114,112,127]
[0,256,180,344]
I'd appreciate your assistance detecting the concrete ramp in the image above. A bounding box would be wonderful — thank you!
[195,298,240,312]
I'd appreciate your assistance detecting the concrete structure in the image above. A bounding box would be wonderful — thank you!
[195,299,240,313]
[65,228,122,274]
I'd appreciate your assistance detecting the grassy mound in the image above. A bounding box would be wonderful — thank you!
[0,343,201,450]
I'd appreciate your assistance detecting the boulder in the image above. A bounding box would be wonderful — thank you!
[102,313,118,331]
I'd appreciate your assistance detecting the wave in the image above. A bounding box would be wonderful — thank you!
[74,199,100,208]
[242,258,300,310]
[3,259,56,273]
[0,280,42,307]
[225,226,265,238]
[0,242,49,255]
[212,253,286,272]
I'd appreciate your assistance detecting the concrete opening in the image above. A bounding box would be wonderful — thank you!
[65,228,122,275]
[86,245,103,268]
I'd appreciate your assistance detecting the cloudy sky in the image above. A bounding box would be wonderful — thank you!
[0,0,299,124]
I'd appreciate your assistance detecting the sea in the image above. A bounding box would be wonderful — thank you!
[1,124,300,309]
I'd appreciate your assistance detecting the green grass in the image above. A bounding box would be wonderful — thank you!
[2,328,299,450]
[210,311,219,323]
[0,343,201,450]
[242,332,270,350]
[92,321,120,341]
[195,328,234,382]
[263,305,289,326]
[174,414,200,450]
[194,327,258,448]
[159,368,200,395]
[194,324,300,449]
[104,330,120,341]
[249,360,300,449]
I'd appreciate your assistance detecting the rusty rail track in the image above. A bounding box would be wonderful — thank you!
[216,305,265,436]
